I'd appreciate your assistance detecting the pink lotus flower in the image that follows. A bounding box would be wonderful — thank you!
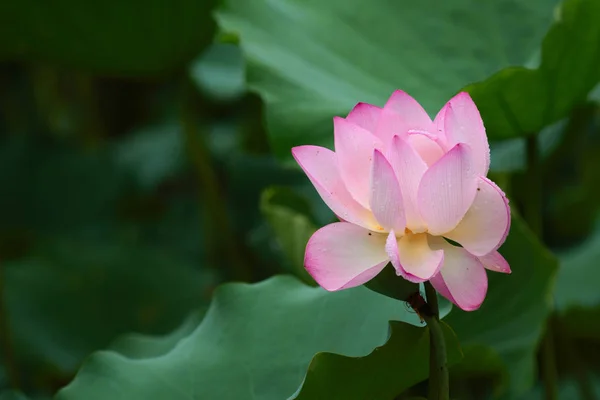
[292,91,511,311]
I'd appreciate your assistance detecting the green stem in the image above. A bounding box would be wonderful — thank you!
[425,282,439,317]
[0,263,20,389]
[423,283,449,400]
[541,328,559,400]
[524,135,557,400]
[524,136,543,235]
[179,77,252,282]
[555,317,596,400]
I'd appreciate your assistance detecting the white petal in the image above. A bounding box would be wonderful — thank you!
[292,145,378,229]
[417,144,478,235]
[478,250,511,274]
[305,222,389,291]
[370,150,406,232]
[445,177,511,256]
[334,117,383,208]
[375,90,433,145]
[386,135,427,232]
[430,242,488,311]
[346,102,382,133]
[440,92,490,176]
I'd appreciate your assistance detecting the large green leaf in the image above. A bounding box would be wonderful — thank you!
[364,264,421,303]
[0,0,217,75]
[555,220,600,311]
[553,221,600,340]
[293,321,462,400]
[57,276,445,399]
[466,0,600,139]
[0,130,216,390]
[3,239,214,376]
[489,120,565,173]
[445,214,558,396]
[107,311,205,360]
[216,0,558,163]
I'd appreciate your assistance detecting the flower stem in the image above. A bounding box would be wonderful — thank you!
[424,281,439,316]
[555,316,596,400]
[179,77,252,282]
[525,135,558,400]
[540,327,559,400]
[0,262,21,389]
[524,136,543,235]
[423,282,449,400]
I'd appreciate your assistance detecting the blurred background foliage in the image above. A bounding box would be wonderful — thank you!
[0,0,599,399]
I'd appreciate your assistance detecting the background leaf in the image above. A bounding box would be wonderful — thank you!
[0,391,31,400]
[446,214,558,396]
[0,0,217,75]
[1,0,599,397]
[217,0,559,163]
[364,264,420,303]
[107,311,204,360]
[114,122,185,191]
[489,119,565,173]
[190,43,246,102]
[294,322,462,400]
[3,239,215,375]
[293,321,462,400]
[57,276,435,399]
[466,0,600,139]
[555,220,600,310]
[260,186,318,284]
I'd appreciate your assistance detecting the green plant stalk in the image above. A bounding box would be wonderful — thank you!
[554,316,596,400]
[74,72,105,148]
[524,136,543,235]
[423,282,449,400]
[525,135,557,400]
[180,77,252,282]
[540,328,558,400]
[0,263,21,389]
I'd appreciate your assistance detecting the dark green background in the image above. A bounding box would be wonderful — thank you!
[0,0,599,398]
